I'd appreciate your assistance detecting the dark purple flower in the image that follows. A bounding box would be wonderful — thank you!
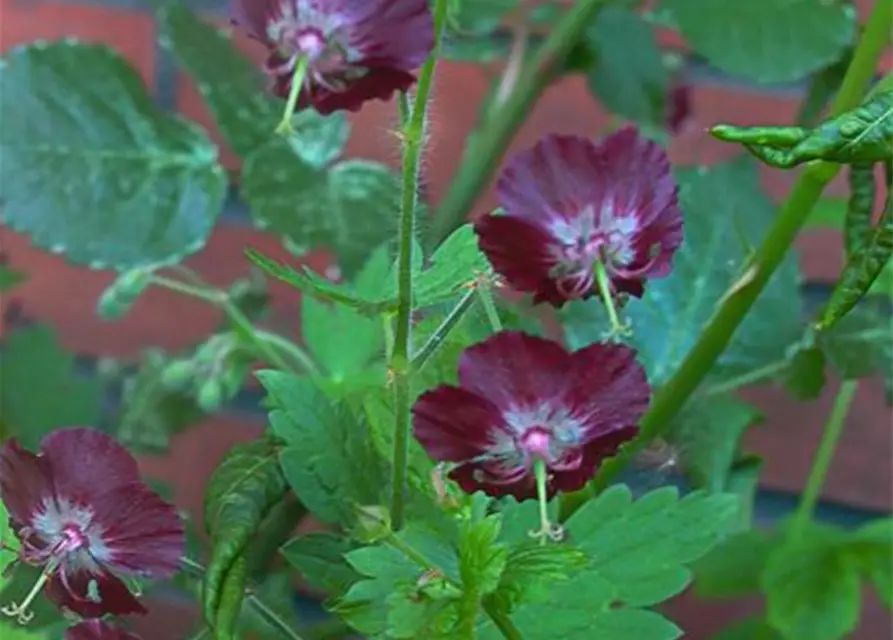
[474,128,683,312]
[65,620,141,640]
[412,331,648,501]
[666,81,692,134]
[0,428,184,622]
[231,0,434,115]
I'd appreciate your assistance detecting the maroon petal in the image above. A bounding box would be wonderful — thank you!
[0,439,53,528]
[551,426,639,493]
[563,342,650,443]
[449,462,536,500]
[457,332,573,410]
[497,134,606,223]
[229,0,276,39]
[88,483,184,578]
[341,0,435,69]
[302,67,417,115]
[475,214,583,307]
[47,568,147,618]
[412,386,506,462]
[65,619,141,640]
[42,428,141,501]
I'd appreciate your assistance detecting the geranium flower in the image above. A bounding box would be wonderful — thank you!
[231,0,434,115]
[474,128,683,334]
[0,428,184,623]
[65,620,141,640]
[412,331,648,539]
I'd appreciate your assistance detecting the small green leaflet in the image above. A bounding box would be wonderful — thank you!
[280,532,362,595]
[0,41,226,270]
[693,529,780,598]
[247,224,489,315]
[202,436,288,634]
[479,486,739,640]
[585,8,669,130]
[157,1,349,163]
[257,371,388,526]
[660,0,855,84]
[0,325,102,449]
[562,156,803,388]
[242,138,400,278]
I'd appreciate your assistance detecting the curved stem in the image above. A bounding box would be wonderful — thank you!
[588,0,893,493]
[477,281,504,332]
[254,330,320,376]
[428,0,611,247]
[390,0,450,531]
[791,380,858,537]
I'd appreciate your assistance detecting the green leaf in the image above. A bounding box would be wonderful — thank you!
[660,0,855,84]
[692,529,780,598]
[819,303,892,385]
[334,524,462,637]
[796,48,854,127]
[258,371,388,526]
[483,487,737,640]
[843,518,893,608]
[202,436,288,631]
[236,571,302,639]
[763,529,861,640]
[0,265,25,292]
[586,8,669,128]
[0,325,102,449]
[157,2,349,163]
[0,41,226,270]
[783,343,827,400]
[562,157,803,387]
[448,0,517,35]
[114,349,205,453]
[213,554,248,640]
[242,138,399,277]
[844,163,876,257]
[712,617,784,640]
[668,394,763,493]
[494,540,588,608]
[301,296,385,392]
[248,223,487,313]
[280,532,362,595]
[714,91,893,168]
[458,516,508,597]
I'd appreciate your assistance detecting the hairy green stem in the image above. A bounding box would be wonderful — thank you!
[587,0,893,494]
[429,0,610,247]
[791,380,858,536]
[412,286,477,371]
[390,0,450,531]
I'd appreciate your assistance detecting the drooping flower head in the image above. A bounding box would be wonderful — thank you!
[0,428,185,623]
[65,620,141,640]
[231,0,434,115]
[474,128,683,335]
[412,331,648,539]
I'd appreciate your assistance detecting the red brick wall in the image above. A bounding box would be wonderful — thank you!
[1,1,890,638]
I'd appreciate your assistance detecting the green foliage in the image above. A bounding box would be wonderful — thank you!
[660,0,855,84]
[797,48,854,127]
[258,371,388,526]
[202,436,289,636]
[585,8,669,130]
[479,486,739,640]
[280,532,363,595]
[96,268,153,320]
[0,41,226,270]
[712,90,893,168]
[844,163,877,257]
[563,157,803,388]
[693,529,780,598]
[0,264,26,292]
[0,325,102,448]
[248,224,489,314]
[441,0,516,62]
[242,138,400,278]
[301,295,386,396]
[667,394,763,494]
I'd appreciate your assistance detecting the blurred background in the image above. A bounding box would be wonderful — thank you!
[0,0,891,637]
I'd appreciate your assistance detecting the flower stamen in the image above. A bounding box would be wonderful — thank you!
[527,459,564,544]
[275,55,310,135]
[2,566,53,624]
[593,261,631,341]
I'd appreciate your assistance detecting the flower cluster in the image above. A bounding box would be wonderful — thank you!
[0,428,184,636]
[232,0,434,115]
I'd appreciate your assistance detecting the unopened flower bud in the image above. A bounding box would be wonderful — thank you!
[196,379,224,413]
[160,360,195,391]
